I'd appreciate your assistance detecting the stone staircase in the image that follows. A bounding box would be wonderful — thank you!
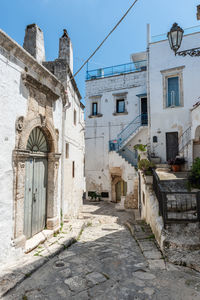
[109,151,136,179]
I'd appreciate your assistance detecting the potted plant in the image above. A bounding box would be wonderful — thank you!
[168,157,185,172]
[134,144,147,160]
[138,159,155,184]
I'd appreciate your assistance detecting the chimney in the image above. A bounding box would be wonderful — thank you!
[58,29,73,73]
[23,24,45,63]
[197,5,200,20]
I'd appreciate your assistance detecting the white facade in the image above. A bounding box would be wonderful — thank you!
[149,31,200,165]
[0,25,85,263]
[85,56,147,204]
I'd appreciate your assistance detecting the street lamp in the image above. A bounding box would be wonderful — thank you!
[168,23,200,57]
[167,23,184,55]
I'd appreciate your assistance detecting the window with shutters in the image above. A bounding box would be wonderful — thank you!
[167,76,180,107]
[92,102,98,115]
[161,66,184,109]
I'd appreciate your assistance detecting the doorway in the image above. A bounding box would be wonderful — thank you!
[24,127,48,239]
[166,132,178,161]
[141,97,148,125]
[115,180,127,203]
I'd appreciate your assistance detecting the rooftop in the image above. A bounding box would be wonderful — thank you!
[86,60,147,80]
[151,24,200,43]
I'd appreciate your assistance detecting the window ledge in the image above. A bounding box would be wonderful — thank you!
[88,113,103,118]
[164,105,183,109]
[113,111,128,116]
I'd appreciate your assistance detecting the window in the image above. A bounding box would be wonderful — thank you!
[161,66,184,109]
[92,102,98,115]
[167,76,180,107]
[65,143,69,158]
[116,99,125,113]
[72,161,75,178]
[74,109,77,125]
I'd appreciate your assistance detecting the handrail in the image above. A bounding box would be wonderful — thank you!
[86,60,147,80]
[109,113,148,152]
[117,113,148,148]
[179,126,192,153]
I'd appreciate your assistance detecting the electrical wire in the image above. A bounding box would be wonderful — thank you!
[71,0,139,81]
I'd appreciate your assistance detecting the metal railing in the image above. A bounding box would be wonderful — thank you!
[152,169,200,228]
[151,25,200,43]
[179,126,192,154]
[117,113,148,149]
[86,60,147,80]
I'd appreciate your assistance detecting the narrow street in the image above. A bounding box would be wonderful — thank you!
[3,201,200,300]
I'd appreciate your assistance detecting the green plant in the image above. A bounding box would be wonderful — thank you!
[134,144,147,152]
[188,158,200,189]
[138,159,155,175]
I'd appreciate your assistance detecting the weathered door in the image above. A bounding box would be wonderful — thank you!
[115,182,121,203]
[24,158,47,239]
[166,132,178,161]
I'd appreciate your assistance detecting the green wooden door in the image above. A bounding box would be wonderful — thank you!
[24,158,47,239]
[116,182,121,203]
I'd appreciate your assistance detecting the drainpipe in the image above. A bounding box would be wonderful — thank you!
[147,24,151,155]
[61,96,71,226]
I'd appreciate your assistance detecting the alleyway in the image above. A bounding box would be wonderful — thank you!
[3,201,200,300]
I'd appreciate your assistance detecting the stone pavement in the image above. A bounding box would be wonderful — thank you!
[2,201,200,299]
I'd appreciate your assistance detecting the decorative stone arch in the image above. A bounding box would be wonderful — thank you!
[13,115,61,249]
[111,175,127,203]
[17,115,58,153]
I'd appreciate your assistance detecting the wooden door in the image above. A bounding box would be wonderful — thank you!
[166,132,178,161]
[115,182,121,203]
[24,158,47,239]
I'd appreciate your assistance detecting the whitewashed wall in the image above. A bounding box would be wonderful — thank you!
[85,70,147,199]
[63,79,85,218]
[149,32,200,163]
[0,48,27,261]
[0,46,63,263]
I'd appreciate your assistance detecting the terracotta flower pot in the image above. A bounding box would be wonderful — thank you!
[171,164,181,172]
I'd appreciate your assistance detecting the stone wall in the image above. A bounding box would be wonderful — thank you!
[139,171,165,248]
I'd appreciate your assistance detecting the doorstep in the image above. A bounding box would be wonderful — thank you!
[25,229,57,253]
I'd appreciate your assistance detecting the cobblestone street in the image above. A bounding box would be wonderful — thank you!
[3,201,200,300]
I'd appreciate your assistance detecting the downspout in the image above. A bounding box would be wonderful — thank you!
[61,91,71,226]
[147,24,151,155]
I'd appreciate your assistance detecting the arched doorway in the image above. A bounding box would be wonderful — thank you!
[24,127,49,238]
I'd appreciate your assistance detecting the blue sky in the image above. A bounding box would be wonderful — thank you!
[1,0,200,102]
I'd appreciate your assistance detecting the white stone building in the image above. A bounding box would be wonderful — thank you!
[0,24,85,263]
[85,24,200,207]
[148,27,200,167]
[85,53,148,206]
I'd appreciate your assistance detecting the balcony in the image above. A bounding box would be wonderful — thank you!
[86,60,147,80]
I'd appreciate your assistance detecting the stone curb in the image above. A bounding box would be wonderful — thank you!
[125,221,166,270]
[0,222,87,298]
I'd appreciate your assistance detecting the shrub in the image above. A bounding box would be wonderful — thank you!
[188,158,200,189]
[138,159,155,175]
[134,144,147,152]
